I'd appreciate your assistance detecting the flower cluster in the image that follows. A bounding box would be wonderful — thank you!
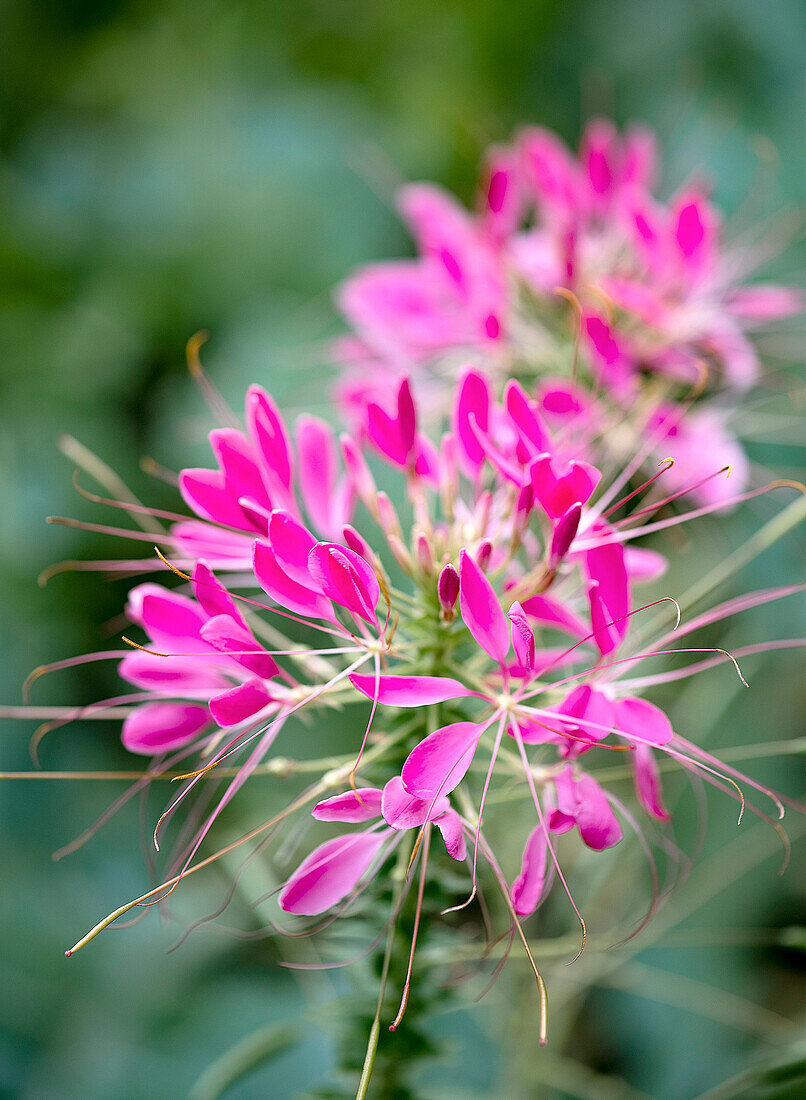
[17,121,804,1058]
[335,120,800,506]
[38,360,802,1043]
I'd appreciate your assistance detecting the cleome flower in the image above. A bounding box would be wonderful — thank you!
[334,120,801,507]
[27,361,804,1050]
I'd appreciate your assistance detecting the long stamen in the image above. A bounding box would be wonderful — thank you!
[443,711,505,915]
[389,823,431,1032]
[511,718,587,962]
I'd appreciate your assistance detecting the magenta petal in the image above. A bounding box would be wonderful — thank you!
[624,547,667,583]
[253,539,335,622]
[268,509,319,588]
[119,652,227,693]
[350,673,471,707]
[131,587,209,652]
[308,543,380,624]
[519,594,589,638]
[209,428,270,510]
[246,385,293,494]
[585,526,630,642]
[504,379,550,455]
[179,468,251,531]
[435,809,466,861]
[296,416,338,536]
[122,702,208,755]
[454,368,491,476]
[615,696,674,746]
[312,788,384,823]
[192,561,246,627]
[279,832,385,916]
[200,614,279,679]
[459,548,510,662]
[632,744,671,821]
[508,601,536,671]
[401,722,482,800]
[574,773,622,850]
[511,825,549,916]
[588,581,622,657]
[208,679,275,727]
[381,776,448,830]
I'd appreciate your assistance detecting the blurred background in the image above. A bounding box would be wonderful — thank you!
[1,1,805,1096]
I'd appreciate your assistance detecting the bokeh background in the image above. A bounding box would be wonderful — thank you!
[1,1,805,1096]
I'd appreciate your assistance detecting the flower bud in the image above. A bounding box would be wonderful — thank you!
[437,563,460,619]
[340,433,377,509]
[475,539,493,572]
[376,492,402,539]
[415,531,434,573]
[548,502,582,571]
[342,524,373,562]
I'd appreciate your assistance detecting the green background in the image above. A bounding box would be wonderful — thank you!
[1,1,804,1096]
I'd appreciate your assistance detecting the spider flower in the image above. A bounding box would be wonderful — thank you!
[28,364,804,1049]
[335,120,801,505]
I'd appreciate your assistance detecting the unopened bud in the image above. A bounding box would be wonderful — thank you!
[548,502,582,571]
[386,533,413,573]
[475,539,493,572]
[415,531,434,573]
[438,562,460,618]
[342,524,373,563]
[340,434,377,509]
[376,492,402,539]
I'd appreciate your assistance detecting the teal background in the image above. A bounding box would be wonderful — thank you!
[1,1,804,1096]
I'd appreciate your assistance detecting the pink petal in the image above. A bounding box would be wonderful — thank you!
[199,614,279,680]
[459,548,510,662]
[192,561,246,627]
[511,825,549,916]
[574,772,623,850]
[122,702,208,755]
[129,586,208,651]
[209,428,270,510]
[519,593,588,638]
[508,601,536,671]
[268,510,319,588]
[624,548,667,583]
[584,527,630,643]
[381,776,448,830]
[308,543,380,625]
[435,808,466,861]
[454,368,491,476]
[246,385,294,496]
[208,679,275,727]
[632,744,671,821]
[179,468,251,531]
[172,520,253,566]
[295,415,338,535]
[312,788,384,823]
[530,454,600,519]
[615,696,673,746]
[401,722,483,800]
[349,673,472,707]
[588,580,622,657]
[279,832,385,916]
[118,652,227,692]
[549,766,578,833]
[505,380,551,456]
[253,539,335,622]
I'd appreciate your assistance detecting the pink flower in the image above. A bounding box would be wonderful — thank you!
[280,777,466,916]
